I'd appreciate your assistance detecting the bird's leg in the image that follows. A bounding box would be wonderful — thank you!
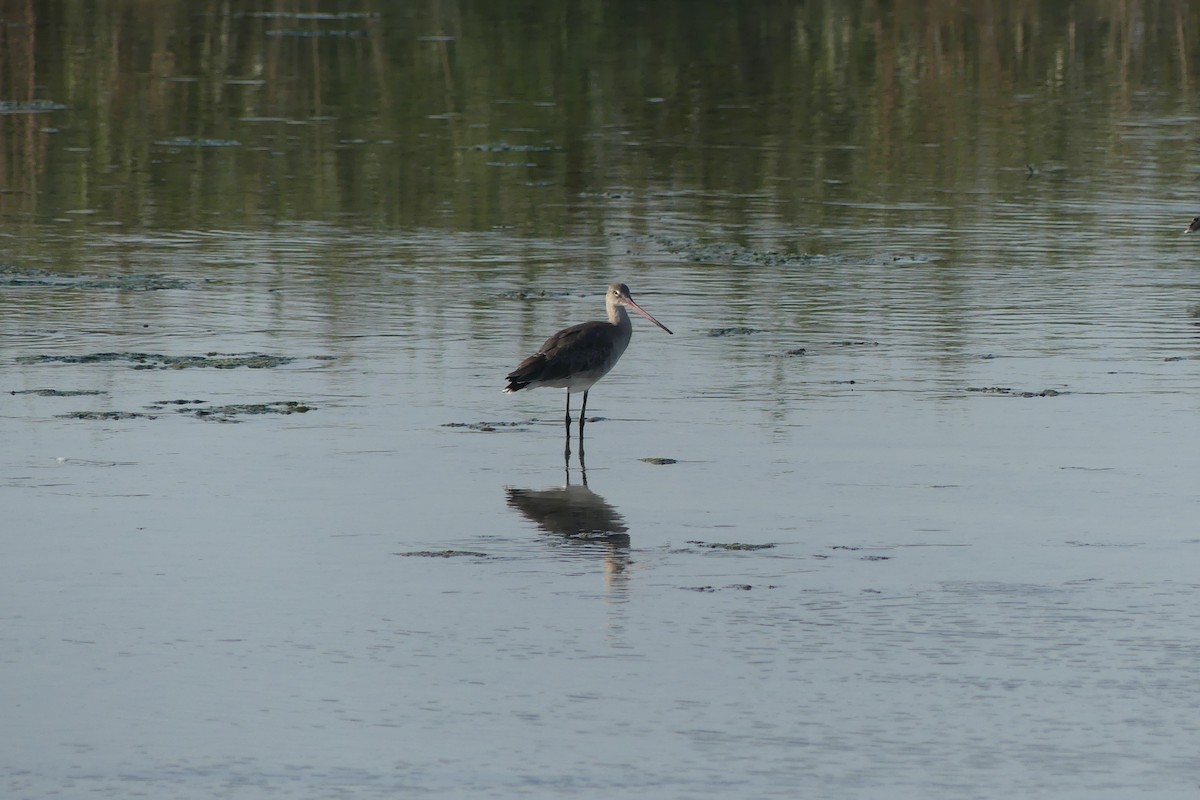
[578,432,586,479]
[579,390,589,436]
[563,392,572,458]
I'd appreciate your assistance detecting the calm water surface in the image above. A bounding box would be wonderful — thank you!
[3,3,1200,798]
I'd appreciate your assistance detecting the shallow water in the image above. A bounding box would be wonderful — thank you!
[4,3,1200,799]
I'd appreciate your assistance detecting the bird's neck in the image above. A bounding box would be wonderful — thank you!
[608,303,630,329]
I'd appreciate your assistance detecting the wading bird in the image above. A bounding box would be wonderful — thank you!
[504,282,673,436]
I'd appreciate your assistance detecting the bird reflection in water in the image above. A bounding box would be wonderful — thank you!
[505,449,631,593]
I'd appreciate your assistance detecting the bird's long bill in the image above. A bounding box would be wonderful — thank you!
[625,296,674,335]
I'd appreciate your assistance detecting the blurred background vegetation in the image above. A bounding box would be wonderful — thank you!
[1,0,1197,233]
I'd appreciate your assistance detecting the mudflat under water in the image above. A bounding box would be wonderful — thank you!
[4,4,1200,799]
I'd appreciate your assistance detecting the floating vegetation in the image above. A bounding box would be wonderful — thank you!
[614,232,937,269]
[394,550,490,558]
[783,348,807,356]
[10,388,107,397]
[53,400,311,423]
[829,546,891,560]
[57,410,157,421]
[442,419,538,432]
[265,29,368,38]
[0,100,67,114]
[18,352,298,369]
[154,137,242,148]
[681,584,776,592]
[667,239,816,266]
[965,386,1066,398]
[707,327,763,337]
[617,233,820,267]
[170,401,313,422]
[471,142,560,153]
[687,541,776,551]
[639,457,677,465]
[498,289,573,301]
[239,11,379,19]
[0,264,192,291]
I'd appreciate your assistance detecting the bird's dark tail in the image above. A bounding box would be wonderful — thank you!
[503,353,544,393]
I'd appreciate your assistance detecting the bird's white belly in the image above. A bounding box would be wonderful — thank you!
[537,363,613,393]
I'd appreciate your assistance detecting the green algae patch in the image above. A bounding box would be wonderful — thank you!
[639,457,677,465]
[18,352,297,369]
[394,550,490,558]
